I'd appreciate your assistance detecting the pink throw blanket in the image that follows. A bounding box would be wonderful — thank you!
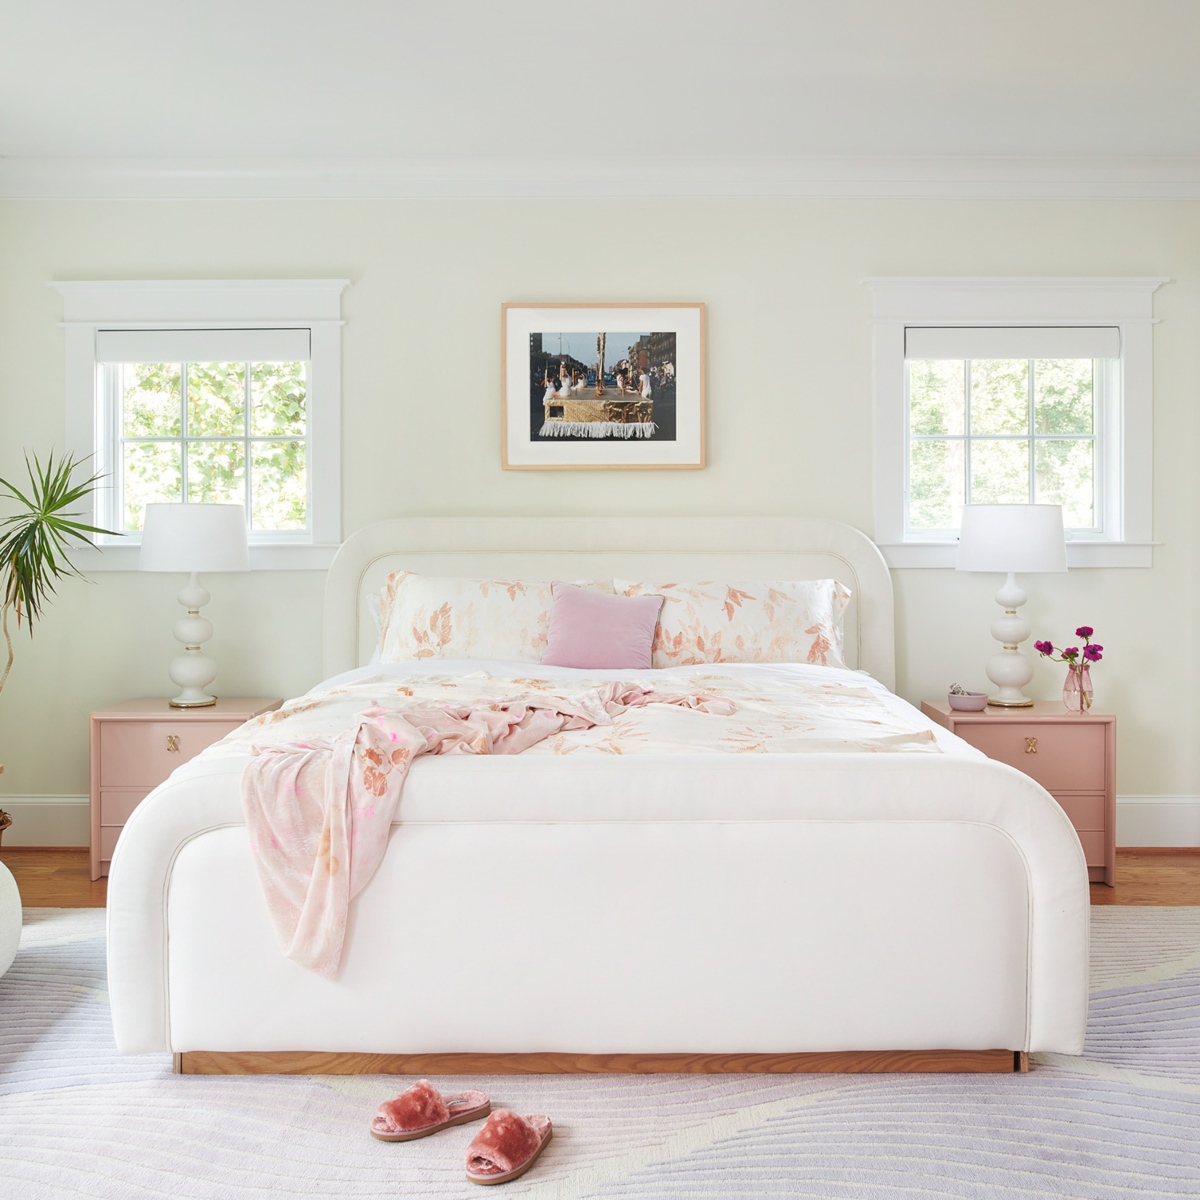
[242,682,734,976]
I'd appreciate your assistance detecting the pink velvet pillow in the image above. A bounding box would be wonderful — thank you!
[541,582,664,669]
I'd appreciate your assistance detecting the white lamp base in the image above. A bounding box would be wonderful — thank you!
[168,674,218,709]
[167,572,218,708]
[984,571,1035,708]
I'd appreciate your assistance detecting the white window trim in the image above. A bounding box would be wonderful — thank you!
[866,277,1166,569]
[50,279,348,570]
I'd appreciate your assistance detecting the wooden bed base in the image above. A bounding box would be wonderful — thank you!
[177,1049,1029,1076]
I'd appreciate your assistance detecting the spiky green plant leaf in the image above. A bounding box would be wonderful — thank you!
[0,451,117,633]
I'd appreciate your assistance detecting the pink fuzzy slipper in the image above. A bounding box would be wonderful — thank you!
[465,1109,554,1186]
[370,1079,491,1142]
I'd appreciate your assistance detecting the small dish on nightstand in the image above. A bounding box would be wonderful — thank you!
[947,689,989,711]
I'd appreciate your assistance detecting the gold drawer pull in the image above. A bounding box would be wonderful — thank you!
[1025,737,1037,754]
[166,735,180,753]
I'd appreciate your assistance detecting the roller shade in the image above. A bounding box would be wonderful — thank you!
[95,328,310,364]
[904,326,1120,360]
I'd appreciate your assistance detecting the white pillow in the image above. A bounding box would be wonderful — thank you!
[613,579,852,669]
[376,573,612,663]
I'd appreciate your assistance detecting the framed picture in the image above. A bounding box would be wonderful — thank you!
[502,302,705,469]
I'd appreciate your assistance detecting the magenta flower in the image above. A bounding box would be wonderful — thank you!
[1034,626,1104,668]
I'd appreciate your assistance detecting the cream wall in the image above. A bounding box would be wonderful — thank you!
[0,198,1196,823]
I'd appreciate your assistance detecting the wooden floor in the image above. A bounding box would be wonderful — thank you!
[1,846,1199,907]
[1088,848,1200,906]
[0,848,108,907]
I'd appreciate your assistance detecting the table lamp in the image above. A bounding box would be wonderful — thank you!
[139,503,250,707]
[956,504,1067,708]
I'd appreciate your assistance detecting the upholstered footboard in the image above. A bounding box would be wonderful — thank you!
[107,751,1089,1070]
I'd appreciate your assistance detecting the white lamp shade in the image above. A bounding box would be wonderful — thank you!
[139,504,250,573]
[956,504,1067,574]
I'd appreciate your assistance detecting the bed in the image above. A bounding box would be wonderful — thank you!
[106,516,1090,1076]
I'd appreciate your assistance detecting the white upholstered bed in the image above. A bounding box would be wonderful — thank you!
[106,517,1089,1075]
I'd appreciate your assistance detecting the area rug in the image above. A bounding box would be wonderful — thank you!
[1,907,1198,1198]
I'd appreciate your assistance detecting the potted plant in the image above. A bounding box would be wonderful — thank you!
[0,452,117,838]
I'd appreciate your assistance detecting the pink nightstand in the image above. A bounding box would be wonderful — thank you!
[89,697,282,880]
[921,700,1116,887]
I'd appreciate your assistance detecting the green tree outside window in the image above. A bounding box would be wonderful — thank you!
[907,357,1097,532]
[120,360,307,532]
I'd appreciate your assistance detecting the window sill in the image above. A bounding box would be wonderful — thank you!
[879,541,1155,569]
[73,542,340,572]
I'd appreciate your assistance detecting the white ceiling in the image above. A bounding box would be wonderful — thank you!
[3,0,1199,197]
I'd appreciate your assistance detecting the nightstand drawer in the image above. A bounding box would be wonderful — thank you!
[100,789,151,826]
[98,825,123,860]
[98,719,241,788]
[1055,793,1105,832]
[1077,831,1107,868]
[954,722,1105,792]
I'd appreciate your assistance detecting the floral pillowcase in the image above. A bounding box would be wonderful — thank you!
[613,579,852,670]
[376,572,611,663]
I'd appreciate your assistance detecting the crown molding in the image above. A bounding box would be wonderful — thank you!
[5,155,1200,200]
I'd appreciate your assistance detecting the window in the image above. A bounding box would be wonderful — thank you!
[904,325,1119,539]
[97,330,310,538]
[867,278,1164,568]
[908,357,1103,533]
[53,280,347,569]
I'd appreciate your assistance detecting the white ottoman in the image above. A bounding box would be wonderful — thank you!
[0,860,21,977]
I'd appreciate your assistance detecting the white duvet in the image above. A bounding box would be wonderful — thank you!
[205,660,976,766]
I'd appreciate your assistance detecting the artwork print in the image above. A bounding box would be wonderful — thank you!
[532,330,676,442]
[502,304,705,470]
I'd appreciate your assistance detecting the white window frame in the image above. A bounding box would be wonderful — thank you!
[51,279,348,570]
[866,277,1166,568]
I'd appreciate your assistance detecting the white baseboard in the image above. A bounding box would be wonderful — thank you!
[0,796,89,847]
[1,793,1197,850]
[1117,796,1200,848]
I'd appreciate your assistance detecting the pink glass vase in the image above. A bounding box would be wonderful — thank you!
[1063,663,1093,713]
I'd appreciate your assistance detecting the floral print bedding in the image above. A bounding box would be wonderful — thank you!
[377,572,557,663]
[615,579,852,669]
[377,573,613,664]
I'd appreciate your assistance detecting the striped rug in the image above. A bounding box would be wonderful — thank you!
[1,907,1197,1198]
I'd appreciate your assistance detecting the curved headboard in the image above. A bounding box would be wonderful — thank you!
[323,517,895,691]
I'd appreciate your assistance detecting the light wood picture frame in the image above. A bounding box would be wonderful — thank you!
[502,302,705,470]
